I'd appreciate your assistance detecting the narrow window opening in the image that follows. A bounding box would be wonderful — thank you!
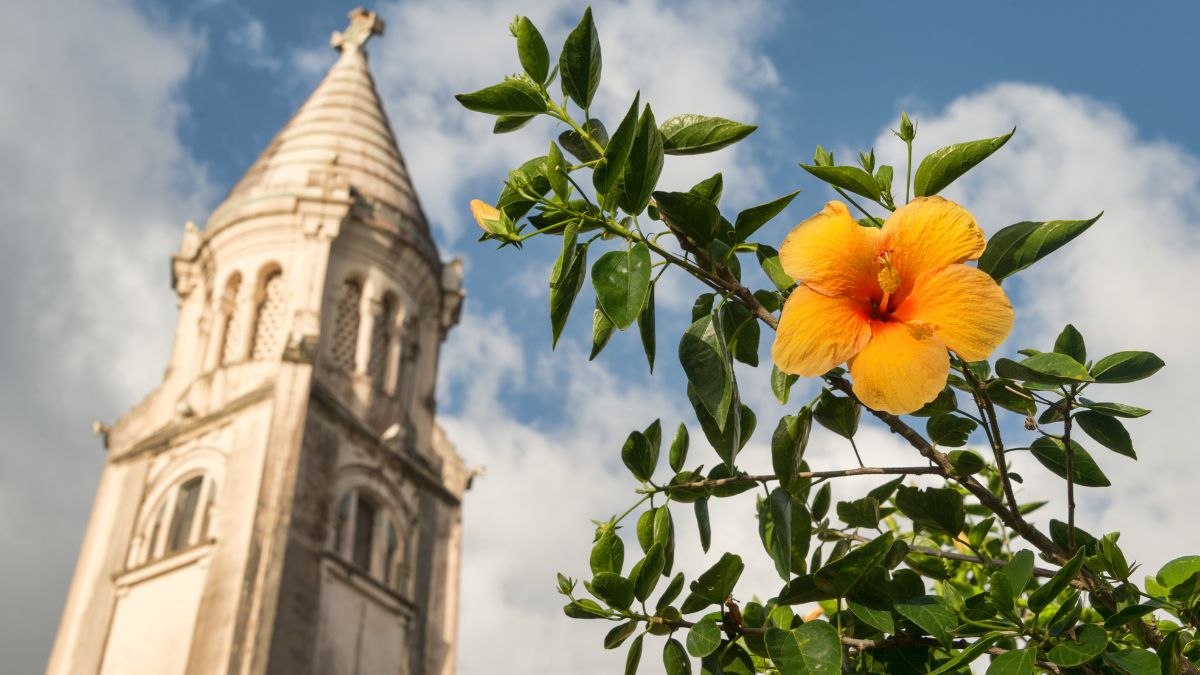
[166,476,204,554]
[352,496,377,570]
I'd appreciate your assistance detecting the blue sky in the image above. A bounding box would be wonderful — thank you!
[3,1,1199,672]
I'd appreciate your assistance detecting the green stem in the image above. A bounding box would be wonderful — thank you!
[905,139,913,203]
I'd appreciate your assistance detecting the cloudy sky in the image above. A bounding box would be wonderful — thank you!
[2,0,1199,672]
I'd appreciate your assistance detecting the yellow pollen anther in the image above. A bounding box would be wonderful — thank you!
[877,265,901,294]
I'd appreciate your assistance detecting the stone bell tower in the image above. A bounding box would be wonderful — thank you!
[47,9,468,675]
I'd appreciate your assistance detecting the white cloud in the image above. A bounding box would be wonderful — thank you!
[0,0,210,671]
[871,83,1200,574]
[227,17,281,71]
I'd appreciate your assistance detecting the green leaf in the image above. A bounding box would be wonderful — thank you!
[619,105,665,215]
[913,129,1013,197]
[687,616,722,657]
[654,191,722,245]
[1103,604,1158,629]
[799,164,881,201]
[1157,555,1200,589]
[1029,436,1111,487]
[625,634,644,675]
[634,543,666,602]
[929,633,1007,674]
[811,483,831,521]
[493,114,535,134]
[455,79,547,116]
[1090,351,1165,384]
[594,94,640,196]
[591,532,624,575]
[657,573,684,611]
[1080,400,1150,418]
[549,231,588,348]
[513,16,550,84]
[790,501,813,571]
[814,532,894,597]
[689,553,744,605]
[771,364,800,404]
[848,595,895,634]
[637,283,656,372]
[733,191,800,242]
[622,430,657,482]
[663,638,693,675]
[1054,324,1087,364]
[837,497,882,529]
[589,303,615,360]
[695,498,712,553]
[559,118,607,162]
[1074,411,1135,459]
[765,621,842,675]
[895,486,964,536]
[1028,547,1086,613]
[912,387,957,417]
[690,173,724,203]
[814,390,860,439]
[893,596,956,647]
[757,244,795,292]
[985,647,1035,675]
[985,379,1037,416]
[926,414,976,447]
[497,156,551,222]
[978,214,1101,283]
[1104,648,1161,675]
[592,243,652,329]
[660,114,757,155]
[1002,550,1036,598]
[761,488,793,580]
[720,302,760,367]
[995,352,1093,385]
[772,411,812,490]
[605,620,639,649]
[1049,519,1100,555]
[559,7,600,109]
[948,450,985,475]
[668,424,689,473]
[592,571,635,610]
[564,598,610,619]
[689,388,752,469]
[679,314,733,428]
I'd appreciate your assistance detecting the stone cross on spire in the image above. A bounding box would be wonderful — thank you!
[331,7,384,52]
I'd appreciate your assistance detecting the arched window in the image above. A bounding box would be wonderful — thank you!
[331,278,362,371]
[250,268,286,360]
[368,293,396,389]
[329,488,409,593]
[219,274,244,365]
[138,474,219,564]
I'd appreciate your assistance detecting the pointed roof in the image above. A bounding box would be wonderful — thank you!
[211,8,430,239]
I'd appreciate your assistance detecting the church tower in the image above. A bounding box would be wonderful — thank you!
[47,9,468,675]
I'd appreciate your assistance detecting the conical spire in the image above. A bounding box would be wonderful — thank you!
[211,8,430,239]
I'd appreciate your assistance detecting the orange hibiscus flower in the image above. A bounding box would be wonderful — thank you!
[770,197,1014,415]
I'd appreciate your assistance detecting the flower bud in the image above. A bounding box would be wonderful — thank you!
[897,112,916,142]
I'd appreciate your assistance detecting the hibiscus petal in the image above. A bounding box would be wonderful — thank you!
[771,286,872,377]
[778,201,880,299]
[893,264,1014,362]
[849,320,949,415]
[881,196,985,300]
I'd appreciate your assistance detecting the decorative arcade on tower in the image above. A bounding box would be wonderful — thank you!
[47,9,468,675]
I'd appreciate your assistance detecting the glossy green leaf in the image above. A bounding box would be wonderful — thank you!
[660,114,757,155]
[686,616,722,657]
[1104,648,1160,675]
[605,620,639,649]
[513,16,550,84]
[634,543,666,602]
[1054,324,1087,364]
[814,390,860,439]
[720,302,760,368]
[771,364,800,405]
[657,573,684,611]
[549,228,588,348]
[894,596,956,647]
[690,173,724,203]
[621,430,656,482]
[455,79,547,115]
[592,572,635,610]
[765,620,842,675]
[589,302,615,360]
[1103,604,1157,629]
[637,282,657,372]
[592,243,652,329]
[654,190,722,245]
[591,532,624,575]
[757,244,795,292]
[995,352,1093,385]
[985,647,1035,675]
[663,638,692,675]
[1080,400,1150,418]
[913,129,1013,197]
[620,104,665,215]
[811,483,831,521]
[1049,519,1100,555]
[594,94,640,196]
[895,486,964,536]
[814,533,894,597]
[837,497,882,529]
[848,595,894,634]
[559,118,607,162]
[668,423,689,472]
[625,634,644,675]
[1157,555,1200,589]
[978,214,1101,283]
[948,449,985,475]
[564,598,610,619]
[761,488,793,580]
[734,190,800,242]
[679,314,733,428]
[772,411,812,490]
[689,553,744,605]
[689,387,752,469]
[559,7,600,109]
[493,114,535,134]
[799,164,881,201]
[695,498,712,553]
[497,156,550,222]
[929,633,1006,674]
[1074,411,1135,459]
[912,387,957,417]
[1028,547,1085,613]
[985,379,1037,416]
[927,414,976,447]
[1090,351,1165,384]
[1002,550,1036,597]
[1029,436,1111,487]
[544,141,569,200]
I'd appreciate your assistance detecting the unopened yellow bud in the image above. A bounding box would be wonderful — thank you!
[470,199,503,234]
